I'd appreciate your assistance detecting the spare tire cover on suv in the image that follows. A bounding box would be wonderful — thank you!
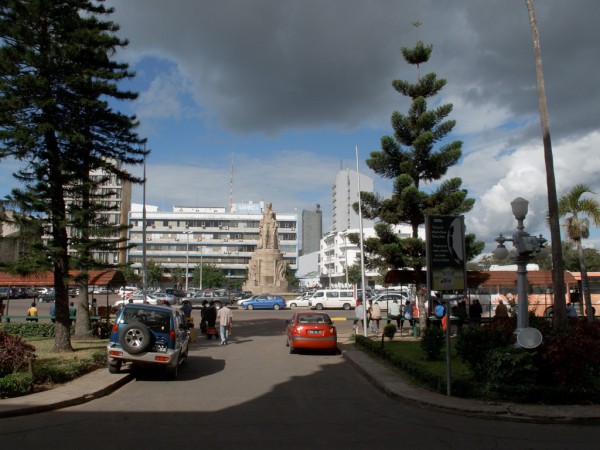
[120,321,152,354]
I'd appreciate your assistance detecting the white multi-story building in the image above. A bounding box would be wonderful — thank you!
[127,201,298,287]
[332,169,374,232]
[318,224,423,288]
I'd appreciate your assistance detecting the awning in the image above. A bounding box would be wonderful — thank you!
[0,269,126,287]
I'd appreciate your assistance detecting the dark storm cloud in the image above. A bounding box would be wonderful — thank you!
[108,0,599,141]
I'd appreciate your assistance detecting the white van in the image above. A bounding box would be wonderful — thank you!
[310,289,356,310]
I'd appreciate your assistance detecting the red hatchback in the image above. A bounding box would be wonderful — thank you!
[286,312,338,354]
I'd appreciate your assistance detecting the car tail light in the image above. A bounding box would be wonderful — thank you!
[154,355,170,362]
[108,350,123,356]
[169,330,176,340]
[112,323,119,333]
[329,327,336,334]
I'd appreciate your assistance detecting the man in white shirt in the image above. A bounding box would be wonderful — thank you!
[388,299,401,329]
[216,305,233,345]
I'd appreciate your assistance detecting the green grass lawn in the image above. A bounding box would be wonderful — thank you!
[357,336,476,391]
[25,337,108,387]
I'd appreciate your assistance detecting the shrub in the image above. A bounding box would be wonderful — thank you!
[383,324,397,340]
[0,322,55,338]
[420,327,444,361]
[0,329,36,376]
[484,347,538,388]
[0,372,33,398]
[535,320,600,389]
[455,322,516,378]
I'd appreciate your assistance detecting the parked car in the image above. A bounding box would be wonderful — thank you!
[285,311,338,354]
[106,303,189,379]
[147,292,177,305]
[309,289,356,310]
[117,286,140,298]
[165,288,186,298]
[288,292,312,308]
[187,290,233,308]
[113,295,149,308]
[241,294,286,310]
[234,291,253,302]
[38,289,56,302]
[370,293,409,311]
[91,286,113,295]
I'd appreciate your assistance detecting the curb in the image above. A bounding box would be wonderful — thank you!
[0,369,133,418]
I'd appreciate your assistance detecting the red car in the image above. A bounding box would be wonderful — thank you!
[286,312,338,354]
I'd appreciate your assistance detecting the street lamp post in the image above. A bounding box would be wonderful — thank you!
[183,231,193,293]
[493,197,547,333]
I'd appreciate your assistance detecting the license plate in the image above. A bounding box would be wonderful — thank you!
[308,330,322,335]
[154,342,168,352]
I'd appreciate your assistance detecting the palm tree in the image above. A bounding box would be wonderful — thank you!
[525,0,566,326]
[558,184,600,322]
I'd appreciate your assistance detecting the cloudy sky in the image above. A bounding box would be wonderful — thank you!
[2,0,599,254]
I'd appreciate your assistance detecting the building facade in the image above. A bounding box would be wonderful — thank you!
[318,224,421,288]
[127,202,298,287]
[301,205,322,256]
[332,169,374,232]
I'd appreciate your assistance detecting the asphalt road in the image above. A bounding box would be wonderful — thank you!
[1,309,599,449]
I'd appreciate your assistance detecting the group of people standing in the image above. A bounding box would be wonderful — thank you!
[354,298,416,335]
[184,300,233,345]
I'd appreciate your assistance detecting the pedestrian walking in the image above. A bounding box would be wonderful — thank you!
[354,299,365,334]
[205,301,218,339]
[200,300,209,335]
[217,304,233,345]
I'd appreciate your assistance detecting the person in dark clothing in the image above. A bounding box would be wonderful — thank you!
[200,300,209,335]
[204,301,218,339]
[469,299,482,327]
[180,299,193,328]
[456,300,468,330]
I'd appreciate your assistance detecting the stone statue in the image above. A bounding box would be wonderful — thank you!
[259,202,279,249]
[244,201,288,294]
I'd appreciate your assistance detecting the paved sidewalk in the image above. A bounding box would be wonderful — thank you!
[2,337,600,424]
[0,369,131,418]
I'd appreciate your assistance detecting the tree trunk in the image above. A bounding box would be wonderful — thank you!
[525,0,566,326]
[576,240,594,322]
[74,279,93,339]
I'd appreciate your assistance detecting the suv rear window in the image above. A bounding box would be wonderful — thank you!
[121,308,171,333]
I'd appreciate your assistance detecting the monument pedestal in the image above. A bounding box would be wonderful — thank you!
[244,248,289,294]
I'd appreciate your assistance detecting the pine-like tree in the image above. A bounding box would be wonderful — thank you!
[358,33,483,326]
[558,184,600,322]
[0,0,147,349]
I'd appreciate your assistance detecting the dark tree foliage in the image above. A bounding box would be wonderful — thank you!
[0,0,147,349]
[353,37,483,323]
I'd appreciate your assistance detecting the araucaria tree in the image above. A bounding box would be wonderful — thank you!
[0,0,147,350]
[558,184,600,322]
[357,37,483,325]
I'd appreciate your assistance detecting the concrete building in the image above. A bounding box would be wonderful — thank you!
[332,169,374,232]
[1,165,131,266]
[301,205,322,256]
[127,201,298,287]
[317,224,422,288]
[0,210,22,264]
